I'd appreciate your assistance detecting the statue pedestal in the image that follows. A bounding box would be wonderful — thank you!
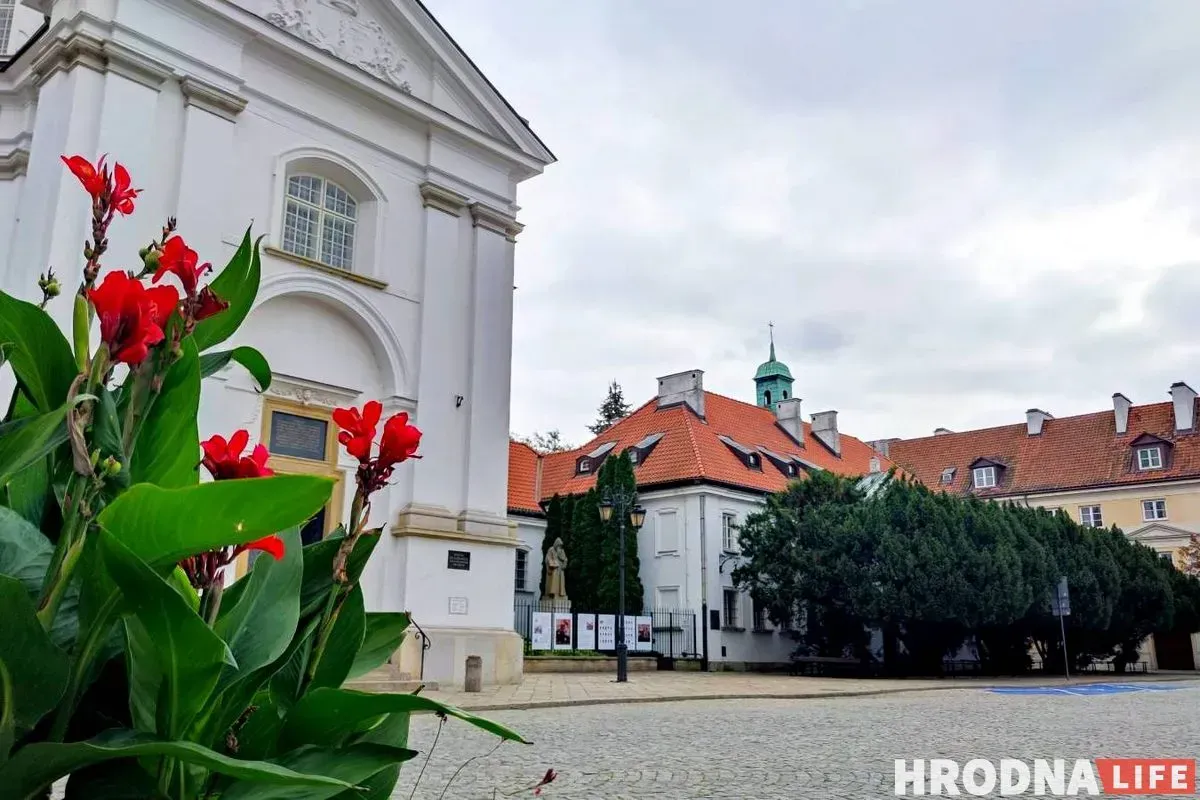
[539,598,571,612]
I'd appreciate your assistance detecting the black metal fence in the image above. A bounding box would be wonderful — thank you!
[514,600,698,660]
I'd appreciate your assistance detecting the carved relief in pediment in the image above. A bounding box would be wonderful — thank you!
[264,0,412,92]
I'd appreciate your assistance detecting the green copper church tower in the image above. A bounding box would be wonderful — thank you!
[754,326,794,411]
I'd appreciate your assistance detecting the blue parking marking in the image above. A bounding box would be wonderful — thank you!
[988,682,1189,696]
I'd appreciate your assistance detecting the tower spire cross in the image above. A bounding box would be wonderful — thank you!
[768,321,775,360]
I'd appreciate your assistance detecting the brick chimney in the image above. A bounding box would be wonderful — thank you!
[811,410,840,456]
[868,438,897,457]
[657,369,705,418]
[1170,382,1196,432]
[1112,393,1131,435]
[774,397,804,444]
[1026,408,1052,436]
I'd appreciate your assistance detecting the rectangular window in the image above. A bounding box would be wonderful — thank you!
[722,512,738,552]
[973,466,996,488]
[655,510,679,554]
[656,586,680,609]
[578,460,590,473]
[0,0,13,56]
[1079,505,1103,528]
[1142,499,1168,521]
[1137,446,1163,470]
[722,588,739,629]
[752,600,769,631]
[514,549,528,591]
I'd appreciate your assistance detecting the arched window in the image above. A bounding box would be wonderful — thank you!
[783,391,788,399]
[282,174,358,270]
[764,389,772,406]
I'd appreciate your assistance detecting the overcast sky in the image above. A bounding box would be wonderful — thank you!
[428,0,1200,447]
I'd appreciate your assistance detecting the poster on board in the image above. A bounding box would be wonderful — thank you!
[597,614,616,650]
[622,616,636,650]
[530,611,552,651]
[635,615,653,651]
[576,614,597,651]
[553,613,574,650]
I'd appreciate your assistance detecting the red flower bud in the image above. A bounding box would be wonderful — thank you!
[87,271,179,366]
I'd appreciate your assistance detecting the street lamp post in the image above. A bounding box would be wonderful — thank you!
[599,491,646,683]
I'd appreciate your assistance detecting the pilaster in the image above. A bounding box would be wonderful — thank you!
[460,201,520,528]
[403,180,470,519]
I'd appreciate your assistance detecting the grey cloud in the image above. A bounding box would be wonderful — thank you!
[428,0,1200,443]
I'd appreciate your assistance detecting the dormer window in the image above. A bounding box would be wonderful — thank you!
[578,460,591,473]
[577,441,616,475]
[1137,446,1163,471]
[624,433,663,468]
[940,467,956,485]
[719,435,761,470]
[973,466,997,489]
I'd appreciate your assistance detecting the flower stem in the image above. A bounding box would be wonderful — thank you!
[36,535,84,630]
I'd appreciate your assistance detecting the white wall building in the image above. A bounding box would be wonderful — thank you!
[507,345,894,669]
[1,0,554,686]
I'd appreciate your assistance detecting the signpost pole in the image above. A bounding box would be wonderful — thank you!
[1055,575,1071,682]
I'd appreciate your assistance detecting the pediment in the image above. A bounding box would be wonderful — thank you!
[239,0,552,162]
[1128,522,1196,546]
[969,457,1006,469]
[1129,432,1172,448]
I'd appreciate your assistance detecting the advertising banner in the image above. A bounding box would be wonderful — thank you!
[553,613,574,650]
[635,615,653,651]
[530,611,552,651]
[597,614,616,650]
[577,614,597,650]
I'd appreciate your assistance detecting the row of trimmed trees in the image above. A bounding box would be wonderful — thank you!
[733,471,1200,675]
[540,451,644,614]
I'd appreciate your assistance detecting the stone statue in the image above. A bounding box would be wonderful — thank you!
[544,537,568,601]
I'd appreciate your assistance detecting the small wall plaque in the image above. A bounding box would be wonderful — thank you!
[447,550,471,570]
[448,597,468,615]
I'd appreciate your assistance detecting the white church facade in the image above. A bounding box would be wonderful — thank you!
[507,346,895,669]
[1,0,554,687]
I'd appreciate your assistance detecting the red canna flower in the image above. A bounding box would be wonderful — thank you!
[61,155,106,199]
[153,235,212,297]
[201,430,274,480]
[87,270,179,366]
[193,286,229,321]
[333,401,382,464]
[110,162,140,215]
[334,401,422,498]
[378,411,422,467]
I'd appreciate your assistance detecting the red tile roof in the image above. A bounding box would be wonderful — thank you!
[508,391,893,512]
[888,399,1200,497]
[507,440,542,514]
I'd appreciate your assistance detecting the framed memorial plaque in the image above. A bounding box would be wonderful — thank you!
[268,411,329,461]
[447,550,471,570]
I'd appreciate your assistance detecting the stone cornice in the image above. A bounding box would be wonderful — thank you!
[29,32,106,87]
[0,147,30,180]
[419,181,468,217]
[102,41,172,89]
[469,202,522,241]
[179,76,249,121]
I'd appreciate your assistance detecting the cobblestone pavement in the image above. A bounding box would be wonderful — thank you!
[392,680,1200,799]
[417,670,1186,711]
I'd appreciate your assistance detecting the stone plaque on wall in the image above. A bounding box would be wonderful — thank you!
[269,412,328,461]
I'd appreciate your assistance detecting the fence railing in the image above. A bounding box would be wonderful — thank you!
[513,601,698,660]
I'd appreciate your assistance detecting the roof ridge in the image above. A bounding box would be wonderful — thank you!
[679,406,709,478]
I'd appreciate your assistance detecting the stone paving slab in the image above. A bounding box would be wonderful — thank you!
[418,669,1194,711]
